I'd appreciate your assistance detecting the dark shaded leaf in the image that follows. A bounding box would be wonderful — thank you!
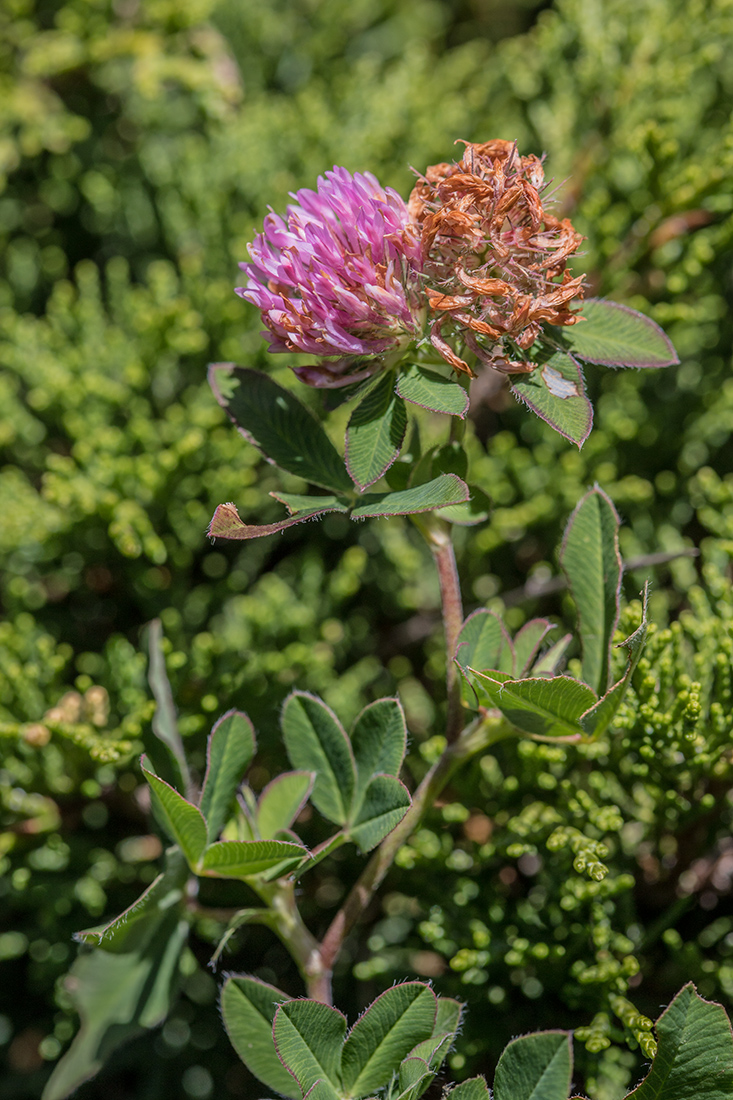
[146,619,190,794]
[42,853,189,1100]
[580,584,649,738]
[209,364,353,493]
[220,975,299,1099]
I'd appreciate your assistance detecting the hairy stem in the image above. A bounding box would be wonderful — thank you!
[256,880,333,1004]
[426,521,465,744]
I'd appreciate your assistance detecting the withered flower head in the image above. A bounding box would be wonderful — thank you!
[408,139,586,376]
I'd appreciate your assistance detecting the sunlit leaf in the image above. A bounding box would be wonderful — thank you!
[560,486,622,694]
[511,350,592,447]
[557,298,679,368]
[341,983,437,1096]
[625,983,733,1099]
[200,710,256,843]
[493,1030,573,1100]
[471,672,596,741]
[141,757,207,869]
[347,775,411,853]
[281,692,356,825]
[273,999,346,1099]
[350,474,469,518]
[396,364,469,418]
[346,370,407,489]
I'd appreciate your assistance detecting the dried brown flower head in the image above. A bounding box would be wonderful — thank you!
[409,139,586,376]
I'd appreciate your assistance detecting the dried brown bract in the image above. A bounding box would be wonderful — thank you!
[409,139,586,376]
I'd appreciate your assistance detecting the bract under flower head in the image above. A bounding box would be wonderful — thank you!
[408,139,586,376]
[238,167,425,387]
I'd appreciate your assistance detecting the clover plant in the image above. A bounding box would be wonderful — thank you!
[40,141,733,1100]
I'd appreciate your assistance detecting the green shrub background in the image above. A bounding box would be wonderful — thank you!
[2,0,733,1097]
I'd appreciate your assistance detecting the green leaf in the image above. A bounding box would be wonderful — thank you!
[511,350,592,448]
[445,1077,491,1100]
[397,1056,434,1100]
[625,983,733,1099]
[431,441,468,480]
[42,853,189,1100]
[580,585,649,738]
[199,710,256,843]
[220,975,300,1099]
[75,864,186,950]
[201,839,307,879]
[273,1000,346,1098]
[471,673,596,740]
[557,298,679,368]
[531,632,573,676]
[141,757,207,869]
[304,1083,343,1100]
[146,619,190,795]
[437,484,491,526]
[396,363,470,418]
[257,771,315,839]
[493,1030,573,1100]
[272,492,350,516]
[408,1032,454,1068]
[341,982,437,1096]
[209,364,352,493]
[434,998,463,1038]
[456,610,514,678]
[208,499,347,540]
[350,697,407,809]
[560,486,622,694]
[348,774,411,853]
[513,620,554,677]
[346,371,407,490]
[350,474,470,518]
[281,692,356,825]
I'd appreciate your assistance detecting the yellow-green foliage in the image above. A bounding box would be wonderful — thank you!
[2,0,733,1096]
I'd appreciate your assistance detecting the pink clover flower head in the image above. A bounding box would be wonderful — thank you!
[237,167,425,387]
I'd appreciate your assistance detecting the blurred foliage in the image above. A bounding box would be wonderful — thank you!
[1,0,733,1097]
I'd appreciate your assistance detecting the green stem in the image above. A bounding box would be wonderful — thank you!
[448,374,471,445]
[255,880,333,1004]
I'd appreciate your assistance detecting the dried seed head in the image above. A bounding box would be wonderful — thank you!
[409,139,586,375]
